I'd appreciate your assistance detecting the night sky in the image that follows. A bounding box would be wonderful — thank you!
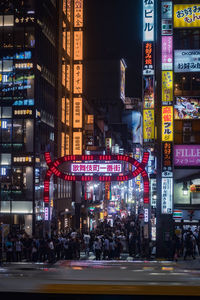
[85,0,142,98]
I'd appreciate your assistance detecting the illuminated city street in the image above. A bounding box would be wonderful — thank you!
[1,0,200,297]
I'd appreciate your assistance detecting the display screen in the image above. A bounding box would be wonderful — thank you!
[174,97,200,119]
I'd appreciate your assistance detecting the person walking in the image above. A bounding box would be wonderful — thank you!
[93,238,102,260]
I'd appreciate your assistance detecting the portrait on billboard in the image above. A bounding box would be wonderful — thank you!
[174,97,200,119]
[143,76,154,108]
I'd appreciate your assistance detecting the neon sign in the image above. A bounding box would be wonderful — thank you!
[44,152,150,204]
[71,163,122,173]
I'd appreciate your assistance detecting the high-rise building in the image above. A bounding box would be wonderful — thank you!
[0,0,57,236]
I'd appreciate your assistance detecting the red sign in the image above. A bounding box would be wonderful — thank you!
[44,152,150,204]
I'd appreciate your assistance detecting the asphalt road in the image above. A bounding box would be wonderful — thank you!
[0,259,200,296]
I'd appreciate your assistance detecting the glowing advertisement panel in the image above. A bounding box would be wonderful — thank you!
[162,19,173,35]
[73,98,82,128]
[162,36,173,70]
[174,145,200,166]
[143,0,154,42]
[161,177,173,214]
[143,42,154,75]
[74,31,83,60]
[174,4,200,28]
[162,1,173,19]
[120,60,126,102]
[74,0,83,27]
[162,71,173,103]
[174,50,200,73]
[71,163,122,173]
[174,97,200,119]
[73,64,83,94]
[73,132,82,155]
[162,106,173,142]
[143,109,154,140]
[143,76,154,108]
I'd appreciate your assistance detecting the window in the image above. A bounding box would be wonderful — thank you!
[25,27,35,48]
[13,119,23,142]
[1,119,12,142]
[0,153,11,165]
[2,107,12,118]
[4,15,14,26]
[14,27,24,48]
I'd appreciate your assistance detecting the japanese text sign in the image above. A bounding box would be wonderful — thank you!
[73,98,82,128]
[162,142,173,171]
[162,1,173,19]
[74,0,83,27]
[162,71,173,103]
[162,177,173,214]
[162,36,173,70]
[73,64,83,94]
[71,163,122,173]
[143,109,154,140]
[174,145,200,166]
[73,132,82,155]
[74,31,83,60]
[174,50,200,73]
[162,106,173,142]
[143,76,154,108]
[143,0,154,41]
[174,4,200,28]
[143,42,154,75]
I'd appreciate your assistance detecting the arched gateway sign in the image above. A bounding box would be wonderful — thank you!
[44,152,150,204]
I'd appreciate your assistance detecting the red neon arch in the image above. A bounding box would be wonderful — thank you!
[43,152,150,204]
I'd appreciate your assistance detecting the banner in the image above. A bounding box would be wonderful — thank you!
[162,106,173,141]
[143,109,154,140]
[162,36,173,70]
[161,177,173,214]
[143,0,154,41]
[174,50,200,73]
[174,4,200,28]
[162,71,173,103]
[174,145,200,166]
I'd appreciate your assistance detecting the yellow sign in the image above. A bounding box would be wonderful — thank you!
[143,109,154,140]
[73,98,82,128]
[174,4,200,28]
[73,64,82,94]
[162,71,173,102]
[74,0,83,27]
[73,131,82,155]
[74,31,83,60]
[162,106,173,142]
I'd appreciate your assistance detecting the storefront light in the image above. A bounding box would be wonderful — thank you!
[182,182,188,196]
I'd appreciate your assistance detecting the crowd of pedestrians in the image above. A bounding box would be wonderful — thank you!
[1,217,200,263]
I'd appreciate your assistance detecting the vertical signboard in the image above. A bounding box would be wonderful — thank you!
[143,109,154,141]
[74,0,83,27]
[161,1,173,215]
[161,177,173,214]
[74,31,83,60]
[73,64,83,94]
[143,42,154,75]
[162,106,173,142]
[73,98,82,128]
[143,0,154,42]
[73,132,82,155]
[162,71,173,104]
[162,36,173,70]
[120,60,126,102]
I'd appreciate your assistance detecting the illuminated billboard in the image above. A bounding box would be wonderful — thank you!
[174,145,200,166]
[74,0,83,27]
[74,31,83,60]
[174,97,200,119]
[73,98,82,128]
[162,19,172,35]
[143,42,154,75]
[162,71,173,103]
[73,64,83,94]
[162,1,172,19]
[143,109,154,140]
[71,163,122,173]
[161,177,173,214]
[143,76,154,108]
[174,50,200,73]
[162,106,173,142]
[73,131,82,155]
[143,0,154,41]
[162,36,173,70]
[174,4,200,28]
[120,60,126,102]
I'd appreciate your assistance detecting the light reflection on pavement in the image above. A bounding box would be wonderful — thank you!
[0,260,200,294]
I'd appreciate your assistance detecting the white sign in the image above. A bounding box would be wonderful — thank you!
[150,178,157,208]
[44,207,49,221]
[143,0,154,42]
[161,177,173,214]
[144,208,149,222]
[174,50,200,73]
[71,163,122,173]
